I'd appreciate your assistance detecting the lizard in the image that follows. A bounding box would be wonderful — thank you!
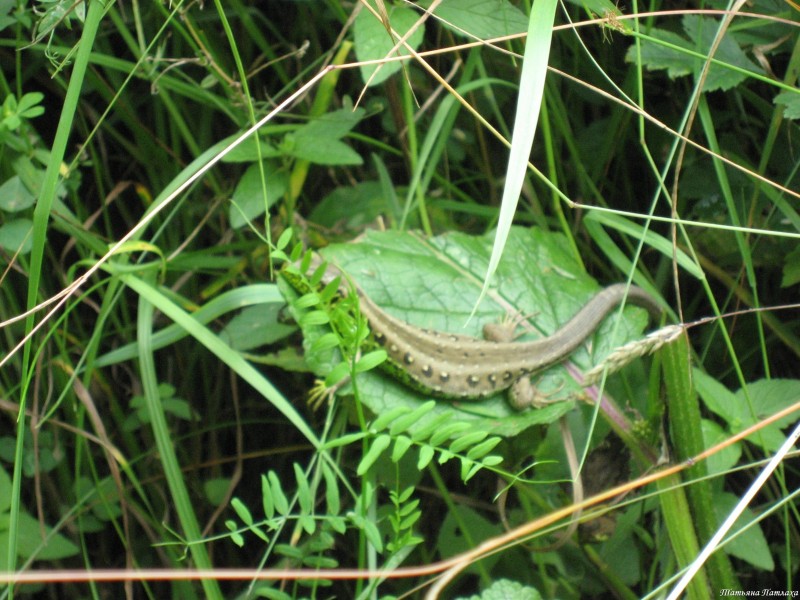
[283,250,664,548]
[283,251,663,409]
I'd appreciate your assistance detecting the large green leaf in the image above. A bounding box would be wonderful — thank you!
[626,15,764,92]
[283,228,654,438]
[423,0,528,40]
[0,464,78,563]
[229,161,288,229]
[713,491,773,571]
[354,5,425,86]
[0,175,36,212]
[695,371,800,452]
[285,107,366,165]
[0,218,33,254]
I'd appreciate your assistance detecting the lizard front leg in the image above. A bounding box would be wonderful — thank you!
[482,317,563,410]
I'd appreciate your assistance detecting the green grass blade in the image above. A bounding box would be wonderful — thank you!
[136,271,222,600]
[483,0,558,296]
[10,0,106,582]
[121,273,319,447]
[662,334,739,593]
[93,284,284,368]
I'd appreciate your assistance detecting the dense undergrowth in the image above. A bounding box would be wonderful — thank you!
[1,0,799,598]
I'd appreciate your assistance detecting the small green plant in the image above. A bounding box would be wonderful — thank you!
[0,91,49,255]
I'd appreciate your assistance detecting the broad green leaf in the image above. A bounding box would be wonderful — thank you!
[626,28,694,78]
[0,1,15,34]
[310,181,402,230]
[774,90,800,121]
[287,136,362,166]
[564,0,619,14]
[219,303,296,352]
[229,161,288,229]
[714,492,773,571]
[220,134,281,163]
[0,176,35,212]
[695,371,800,452]
[700,419,741,480]
[626,16,763,92]
[693,369,738,422]
[423,0,528,40]
[0,511,79,561]
[11,155,46,198]
[282,108,366,165]
[354,5,425,86]
[0,218,33,253]
[436,505,502,564]
[682,15,763,91]
[295,107,365,141]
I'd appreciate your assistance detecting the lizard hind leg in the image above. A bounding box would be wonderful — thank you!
[481,311,567,411]
[508,376,566,410]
